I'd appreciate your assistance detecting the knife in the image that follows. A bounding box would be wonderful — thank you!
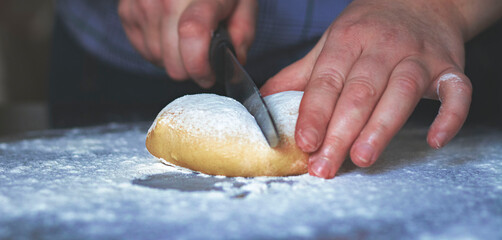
[209,25,279,148]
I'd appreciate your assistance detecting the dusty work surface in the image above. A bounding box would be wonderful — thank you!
[0,123,501,239]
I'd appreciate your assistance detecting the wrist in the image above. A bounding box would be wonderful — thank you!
[347,0,468,41]
[443,0,502,40]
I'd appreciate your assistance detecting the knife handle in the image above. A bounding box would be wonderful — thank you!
[209,25,236,85]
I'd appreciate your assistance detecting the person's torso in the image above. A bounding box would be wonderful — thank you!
[56,0,352,83]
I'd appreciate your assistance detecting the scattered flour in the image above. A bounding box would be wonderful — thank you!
[0,122,501,239]
[436,73,464,102]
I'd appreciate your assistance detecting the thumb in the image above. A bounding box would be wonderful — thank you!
[260,57,313,96]
[260,31,328,96]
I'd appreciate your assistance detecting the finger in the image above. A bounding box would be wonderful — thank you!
[260,57,313,96]
[137,0,164,65]
[227,0,258,65]
[118,0,152,61]
[427,71,472,149]
[160,1,190,80]
[117,0,131,24]
[295,32,361,154]
[178,0,237,88]
[350,58,429,167]
[260,32,329,96]
[308,53,394,178]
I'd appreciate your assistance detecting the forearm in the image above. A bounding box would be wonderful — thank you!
[447,0,502,40]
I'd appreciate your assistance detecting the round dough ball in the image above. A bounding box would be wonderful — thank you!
[145,91,308,177]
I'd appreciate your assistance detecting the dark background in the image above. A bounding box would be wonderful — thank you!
[0,0,500,136]
[412,19,502,127]
[0,0,53,136]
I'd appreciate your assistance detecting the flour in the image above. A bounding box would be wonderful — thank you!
[436,73,463,102]
[0,123,501,239]
[151,94,265,144]
[265,91,303,137]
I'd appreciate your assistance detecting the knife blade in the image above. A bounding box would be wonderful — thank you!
[210,25,279,148]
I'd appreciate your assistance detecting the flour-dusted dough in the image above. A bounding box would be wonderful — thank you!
[146,91,308,177]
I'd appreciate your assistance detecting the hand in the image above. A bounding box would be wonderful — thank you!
[118,0,257,88]
[261,0,474,178]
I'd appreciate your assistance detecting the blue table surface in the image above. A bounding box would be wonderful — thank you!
[0,123,501,240]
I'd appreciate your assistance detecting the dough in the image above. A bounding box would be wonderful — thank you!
[146,91,308,177]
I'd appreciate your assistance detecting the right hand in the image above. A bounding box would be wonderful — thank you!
[118,0,258,88]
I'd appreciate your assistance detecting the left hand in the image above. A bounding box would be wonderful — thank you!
[118,0,257,88]
[261,0,473,178]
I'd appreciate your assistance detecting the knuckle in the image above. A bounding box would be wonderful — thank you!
[313,69,345,95]
[440,107,465,125]
[324,134,347,151]
[134,1,152,21]
[345,79,378,106]
[380,29,400,43]
[393,73,422,97]
[178,19,206,38]
[137,1,149,13]
[331,21,362,40]
[449,81,473,104]
[378,27,412,47]
[437,71,473,101]
[191,1,214,14]
[310,108,333,127]
[457,80,473,96]
[372,117,392,137]
[161,0,174,13]
[298,105,332,132]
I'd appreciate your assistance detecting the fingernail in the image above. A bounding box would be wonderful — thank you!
[309,157,331,178]
[434,132,447,149]
[354,143,374,164]
[298,128,319,152]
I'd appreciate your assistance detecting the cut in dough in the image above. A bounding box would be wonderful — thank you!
[146,91,308,177]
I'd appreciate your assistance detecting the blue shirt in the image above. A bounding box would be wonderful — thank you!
[56,0,352,85]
